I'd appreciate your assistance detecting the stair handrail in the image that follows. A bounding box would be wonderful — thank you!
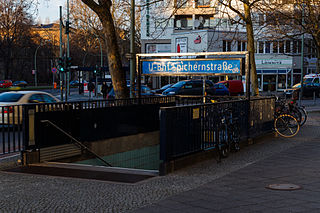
[40,120,112,167]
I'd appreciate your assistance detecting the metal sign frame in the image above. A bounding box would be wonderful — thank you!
[136,51,250,99]
[141,58,243,76]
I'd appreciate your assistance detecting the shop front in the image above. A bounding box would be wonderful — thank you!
[255,55,293,92]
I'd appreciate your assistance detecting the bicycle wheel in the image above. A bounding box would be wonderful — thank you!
[297,106,307,127]
[274,114,300,138]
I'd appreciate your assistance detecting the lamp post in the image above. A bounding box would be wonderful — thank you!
[130,0,136,98]
[91,32,103,97]
[299,3,305,106]
[34,40,49,87]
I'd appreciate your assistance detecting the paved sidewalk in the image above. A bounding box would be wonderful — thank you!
[132,114,320,213]
[0,108,319,212]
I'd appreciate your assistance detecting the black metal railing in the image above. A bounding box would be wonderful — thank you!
[26,96,176,150]
[160,97,275,162]
[0,105,24,155]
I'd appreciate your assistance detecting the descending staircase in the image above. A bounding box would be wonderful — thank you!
[39,144,82,162]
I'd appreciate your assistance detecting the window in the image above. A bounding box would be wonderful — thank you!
[265,41,271,53]
[297,40,301,53]
[273,41,278,53]
[258,41,264,53]
[196,0,210,7]
[175,0,188,8]
[195,15,213,28]
[285,40,291,53]
[237,41,246,51]
[279,41,284,53]
[254,41,257,53]
[258,14,265,25]
[292,41,298,53]
[0,93,23,102]
[29,94,43,103]
[242,42,246,51]
[223,40,232,52]
[175,15,192,29]
[41,94,57,103]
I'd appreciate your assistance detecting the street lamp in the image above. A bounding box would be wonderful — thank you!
[91,32,103,97]
[130,0,136,98]
[299,3,305,106]
[34,40,50,87]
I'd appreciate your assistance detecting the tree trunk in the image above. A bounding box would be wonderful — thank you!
[81,0,129,99]
[244,2,259,96]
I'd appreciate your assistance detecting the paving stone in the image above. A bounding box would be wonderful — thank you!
[0,113,320,213]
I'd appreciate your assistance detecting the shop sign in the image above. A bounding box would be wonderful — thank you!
[176,37,187,53]
[194,35,201,44]
[256,57,292,69]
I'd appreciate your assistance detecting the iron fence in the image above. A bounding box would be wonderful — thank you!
[0,105,24,155]
[27,96,176,150]
[0,96,175,156]
[160,97,275,162]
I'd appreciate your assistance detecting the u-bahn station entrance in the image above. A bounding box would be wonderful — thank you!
[3,51,274,182]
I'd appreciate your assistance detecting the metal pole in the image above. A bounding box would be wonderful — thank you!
[130,0,136,98]
[299,3,305,106]
[66,0,70,101]
[34,45,41,87]
[59,6,64,101]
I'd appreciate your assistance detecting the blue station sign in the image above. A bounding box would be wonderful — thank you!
[141,58,242,75]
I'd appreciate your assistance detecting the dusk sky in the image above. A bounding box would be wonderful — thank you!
[37,0,65,23]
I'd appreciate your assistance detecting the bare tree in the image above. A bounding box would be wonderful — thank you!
[260,0,320,73]
[80,0,129,98]
[0,0,37,79]
[217,0,261,96]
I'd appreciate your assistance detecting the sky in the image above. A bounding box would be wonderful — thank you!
[37,0,66,23]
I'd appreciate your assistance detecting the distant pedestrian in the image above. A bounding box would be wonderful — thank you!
[88,81,95,99]
[101,82,109,99]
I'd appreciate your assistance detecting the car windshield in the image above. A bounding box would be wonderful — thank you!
[171,81,185,88]
[0,93,24,102]
[303,78,313,83]
[160,84,172,90]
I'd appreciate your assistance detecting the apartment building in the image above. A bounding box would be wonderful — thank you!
[140,0,317,91]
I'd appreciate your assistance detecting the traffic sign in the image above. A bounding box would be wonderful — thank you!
[52,67,57,73]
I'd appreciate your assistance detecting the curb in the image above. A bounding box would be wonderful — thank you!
[0,153,21,170]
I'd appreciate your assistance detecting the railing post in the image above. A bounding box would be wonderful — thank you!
[22,105,39,165]
[159,108,168,175]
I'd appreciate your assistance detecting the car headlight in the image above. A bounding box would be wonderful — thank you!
[168,91,176,95]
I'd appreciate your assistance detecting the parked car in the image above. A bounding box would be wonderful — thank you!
[151,84,172,95]
[70,80,80,87]
[213,83,230,96]
[0,80,13,88]
[12,81,27,87]
[107,85,154,99]
[162,80,216,96]
[217,80,244,96]
[0,91,60,124]
[285,74,320,98]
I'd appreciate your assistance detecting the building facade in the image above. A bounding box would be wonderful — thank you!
[140,0,317,91]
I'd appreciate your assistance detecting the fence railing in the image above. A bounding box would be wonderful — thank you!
[25,96,177,150]
[0,96,176,156]
[160,97,275,162]
[0,105,24,155]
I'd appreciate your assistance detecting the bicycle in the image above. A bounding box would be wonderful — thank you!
[274,113,300,138]
[275,97,307,127]
[217,108,241,160]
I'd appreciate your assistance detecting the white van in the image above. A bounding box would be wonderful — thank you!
[303,74,320,86]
